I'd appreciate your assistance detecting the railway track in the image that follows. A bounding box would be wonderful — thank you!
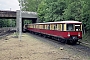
[27,32,90,59]
[0,31,12,39]
[0,27,15,39]
[66,43,90,57]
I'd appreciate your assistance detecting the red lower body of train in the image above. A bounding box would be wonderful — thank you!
[26,28,82,44]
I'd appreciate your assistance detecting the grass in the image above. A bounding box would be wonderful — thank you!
[82,33,90,43]
[12,32,19,38]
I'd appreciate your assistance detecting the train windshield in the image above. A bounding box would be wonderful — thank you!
[75,25,81,31]
[67,24,74,31]
[67,24,81,31]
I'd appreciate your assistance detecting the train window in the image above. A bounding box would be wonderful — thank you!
[62,24,64,31]
[34,25,36,28]
[75,25,81,31]
[33,25,34,28]
[50,24,54,30]
[40,25,41,29]
[48,24,50,30]
[67,24,74,31]
[57,24,61,31]
[60,24,61,31]
[45,25,48,29]
[36,25,37,28]
[41,25,43,29]
[43,25,45,29]
[38,25,41,29]
[45,25,46,29]
[54,24,57,30]
[46,24,48,29]
[30,25,31,28]
[37,25,39,29]
[39,25,41,29]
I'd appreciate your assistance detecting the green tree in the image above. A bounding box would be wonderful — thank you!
[63,0,83,21]
[0,19,16,28]
[20,0,42,12]
[63,0,90,32]
[37,0,67,22]
[20,0,90,32]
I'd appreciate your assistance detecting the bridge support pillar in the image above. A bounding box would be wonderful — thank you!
[16,10,38,32]
[16,10,21,32]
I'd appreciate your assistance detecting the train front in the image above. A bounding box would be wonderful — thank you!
[65,23,82,44]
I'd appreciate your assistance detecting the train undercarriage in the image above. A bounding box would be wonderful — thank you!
[25,30,80,44]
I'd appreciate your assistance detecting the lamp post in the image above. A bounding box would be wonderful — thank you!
[19,0,22,41]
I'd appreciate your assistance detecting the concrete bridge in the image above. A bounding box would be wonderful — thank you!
[0,10,38,31]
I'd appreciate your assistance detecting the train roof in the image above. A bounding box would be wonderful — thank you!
[32,21,82,25]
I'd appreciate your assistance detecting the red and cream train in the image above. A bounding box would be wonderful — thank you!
[24,21,82,44]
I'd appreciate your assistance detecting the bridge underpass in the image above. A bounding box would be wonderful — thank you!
[22,18,37,32]
[0,10,38,32]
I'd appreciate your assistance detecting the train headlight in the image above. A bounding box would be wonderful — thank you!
[68,32,70,37]
[78,33,80,36]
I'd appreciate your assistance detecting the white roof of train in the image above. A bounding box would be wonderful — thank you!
[32,21,82,25]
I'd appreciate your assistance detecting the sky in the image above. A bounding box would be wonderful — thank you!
[0,0,20,11]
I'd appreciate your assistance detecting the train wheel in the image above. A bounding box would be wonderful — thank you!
[76,41,81,45]
[57,38,60,41]
[61,39,65,43]
[65,39,68,44]
[43,34,46,38]
[69,40,77,45]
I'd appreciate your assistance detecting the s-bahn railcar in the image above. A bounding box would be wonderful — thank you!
[24,21,82,44]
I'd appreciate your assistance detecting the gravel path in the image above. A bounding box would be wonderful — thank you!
[0,33,89,60]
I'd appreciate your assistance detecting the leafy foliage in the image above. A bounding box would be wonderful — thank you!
[20,0,90,32]
[0,19,16,28]
[20,0,42,12]
[37,0,67,22]
[37,0,90,32]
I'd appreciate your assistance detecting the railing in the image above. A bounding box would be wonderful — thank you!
[0,11,16,17]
